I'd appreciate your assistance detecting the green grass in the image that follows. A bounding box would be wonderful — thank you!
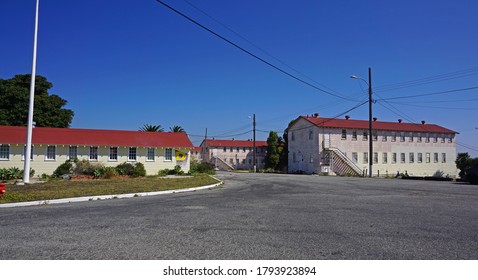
[0,174,220,204]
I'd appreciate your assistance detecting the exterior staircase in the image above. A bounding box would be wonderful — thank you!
[327,147,362,176]
[212,156,235,171]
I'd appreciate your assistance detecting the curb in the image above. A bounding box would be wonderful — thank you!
[0,177,223,208]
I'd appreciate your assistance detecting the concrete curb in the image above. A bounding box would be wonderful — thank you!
[0,177,223,208]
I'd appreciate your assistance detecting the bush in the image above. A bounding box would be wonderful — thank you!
[159,165,185,176]
[189,159,215,175]
[0,167,22,181]
[73,159,104,176]
[132,162,146,177]
[115,162,135,176]
[52,160,73,177]
[102,167,117,179]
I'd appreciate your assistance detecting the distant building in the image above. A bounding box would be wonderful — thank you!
[287,115,458,177]
[190,146,202,161]
[0,126,193,176]
[200,139,267,171]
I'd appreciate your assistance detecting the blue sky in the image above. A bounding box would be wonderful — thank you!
[1,0,477,156]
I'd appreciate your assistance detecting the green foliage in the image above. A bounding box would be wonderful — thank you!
[158,165,184,176]
[189,159,215,175]
[52,160,73,177]
[169,125,186,133]
[102,167,117,179]
[132,162,146,177]
[456,153,478,184]
[265,131,280,170]
[0,74,74,127]
[139,124,164,132]
[115,162,146,177]
[0,167,22,181]
[73,159,104,176]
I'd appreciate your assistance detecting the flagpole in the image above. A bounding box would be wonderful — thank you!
[23,0,40,184]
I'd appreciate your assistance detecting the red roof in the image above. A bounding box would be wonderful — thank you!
[0,126,193,148]
[299,116,457,134]
[204,139,267,147]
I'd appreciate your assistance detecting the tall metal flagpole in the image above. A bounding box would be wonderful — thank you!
[23,0,40,183]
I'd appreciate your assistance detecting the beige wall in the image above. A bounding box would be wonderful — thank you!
[0,144,190,177]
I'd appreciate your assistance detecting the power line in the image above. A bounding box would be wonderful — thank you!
[155,0,356,101]
[376,86,478,101]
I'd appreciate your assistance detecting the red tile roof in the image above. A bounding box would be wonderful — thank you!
[299,116,457,134]
[0,126,193,148]
[204,139,267,147]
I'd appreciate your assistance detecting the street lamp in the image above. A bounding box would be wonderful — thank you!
[351,67,373,178]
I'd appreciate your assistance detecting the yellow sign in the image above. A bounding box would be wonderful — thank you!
[175,150,187,161]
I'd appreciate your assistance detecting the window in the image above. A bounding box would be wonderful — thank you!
[0,144,10,160]
[109,147,118,161]
[382,133,387,142]
[382,153,388,164]
[418,153,423,163]
[400,132,405,142]
[46,145,56,161]
[243,147,246,152]
[392,153,397,164]
[352,130,357,140]
[391,131,397,142]
[372,131,378,141]
[363,152,368,164]
[441,134,445,143]
[89,146,98,161]
[409,152,414,163]
[426,133,430,143]
[433,134,438,143]
[434,153,439,163]
[363,131,368,141]
[128,147,137,161]
[230,158,233,164]
[373,152,378,164]
[236,158,240,165]
[442,153,446,163]
[165,148,173,161]
[236,147,239,152]
[223,147,226,152]
[242,159,246,164]
[352,152,358,163]
[400,153,405,163]
[309,129,314,140]
[230,147,233,152]
[448,135,453,143]
[291,131,295,141]
[341,129,347,140]
[426,153,431,163]
[68,146,78,160]
[22,145,34,160]
[147,148,155,161]
[417,133,421,142]
[409,132,414,142]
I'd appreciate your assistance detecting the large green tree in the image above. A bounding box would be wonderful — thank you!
[169,125,185,133]
[265,131,280,170]
[139,124,164,132]
[0,74,74,127]
[456,152,478,179]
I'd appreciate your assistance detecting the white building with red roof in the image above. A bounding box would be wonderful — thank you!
[0,126,194,176]
[287,115,458,177]
[200,139,267,171]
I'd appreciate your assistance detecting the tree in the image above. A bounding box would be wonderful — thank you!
[456,152,478,182]
[278,131,288,172]
[170,125,185,133]
[0,74,74,127]
[139,124,164,132]
[265,131,280,170]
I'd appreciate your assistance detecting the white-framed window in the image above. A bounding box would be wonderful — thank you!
[0,144,10,160]
[392,153,397,164]
[22,145,34,160]
[400,132,405,142]
[391,131,397,142]
[441,134,445,143]
[229,158,234,164]
[382,153,388,164]
[147,147,155,161]
[68,146,78,160]
[230,147,233,152]
[442,153,446,163]
[363,131,368,141]
[373,152,378,164]
[128,147,137,161]
[352,130,357,140]
[382,133,387,142]
[165,148,173,161]
[418,153,423,163]
[236,147,240,152]
[426,133,430,143]
[426,153,431,163]
[45,145,56,161]
[409,132,414,142]
[89,146,98,161]
[448,135,453,143]
[352,152,358,163]
[433,134,438,143]
[372,131,378,141]
[236,158,240,165]
[363,152,368,164]
[409,152,414,163]
[417,133,422,143]
[243,147,246,152]
[434,153,439,163]
[223,147,226,152]
[109,147,118,161]
[400,153,406,163]
[341,129,347,140]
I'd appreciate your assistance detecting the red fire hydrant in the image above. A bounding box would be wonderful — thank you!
[0,183,5,197]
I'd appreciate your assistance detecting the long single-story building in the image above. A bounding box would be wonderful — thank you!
[0,126,193,177]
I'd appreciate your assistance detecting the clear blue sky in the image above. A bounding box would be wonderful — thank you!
[1,0,477,156]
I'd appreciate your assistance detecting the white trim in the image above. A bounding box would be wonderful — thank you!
[146,147,155,162]
[164,148,173,162]
[108,146,118,162]
[89,146,99,161]
[45,145,56,161]
[128,147,137,162]
[0,144,10,161]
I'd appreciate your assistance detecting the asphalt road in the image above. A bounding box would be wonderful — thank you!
[0,172,477,259]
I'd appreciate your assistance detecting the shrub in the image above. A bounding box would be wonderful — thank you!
[102,167,117,179]
[158,165,184,176]
[52,160,73,177]
[132,162,146,177]
[189,159,215,175]
[115,162,135,176]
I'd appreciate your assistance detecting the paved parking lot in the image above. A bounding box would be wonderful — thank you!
[0,172,477,259]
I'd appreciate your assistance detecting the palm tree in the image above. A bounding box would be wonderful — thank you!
[139,124,164,132]
[169,125,186,133]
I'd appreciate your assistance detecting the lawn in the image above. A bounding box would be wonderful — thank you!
[0,174,220,204]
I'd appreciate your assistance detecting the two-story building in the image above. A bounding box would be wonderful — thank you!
[200,139,267,171]
[287,115,458,177]
[0,126,194,176]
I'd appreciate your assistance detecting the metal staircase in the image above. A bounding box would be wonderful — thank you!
[212,156,235,171]
[327,147,362,176]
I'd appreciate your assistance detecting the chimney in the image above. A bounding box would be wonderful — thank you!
[421,120,426,125]
[373,117,378,122]
[345,115,350,120]
[313,113,319,118]
[398,119,402,123]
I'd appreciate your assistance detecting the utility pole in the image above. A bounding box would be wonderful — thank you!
[368,67,373,178]
[253,113,256,173]
[23,0,40,184]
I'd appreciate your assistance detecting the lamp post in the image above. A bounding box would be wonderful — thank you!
[351,67,373,178]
